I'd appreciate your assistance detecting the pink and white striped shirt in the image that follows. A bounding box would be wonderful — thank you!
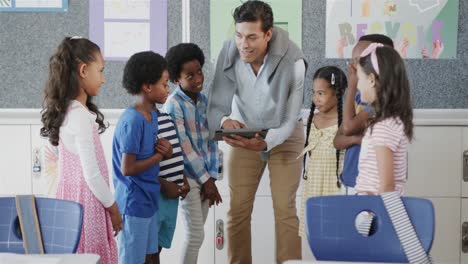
[355,117,409,195]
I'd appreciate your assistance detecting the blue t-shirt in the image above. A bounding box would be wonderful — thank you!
[112,107,160,218]
[341,91,373,188]
[341,144,361,187]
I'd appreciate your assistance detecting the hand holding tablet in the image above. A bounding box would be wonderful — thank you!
[214,128,268,141]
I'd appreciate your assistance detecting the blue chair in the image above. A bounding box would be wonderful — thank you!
[0,197,83,254]
[306,195,434,263]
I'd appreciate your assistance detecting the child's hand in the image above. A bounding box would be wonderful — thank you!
[211,188,223,207]
[336,36,346,59]
[179,183,190,200]
[179,176,190,200]
[201,178,223,207]
[432,40,444,59]
[107,202,123,237]
[164,180,183,199]
[156,138,173,159]
[346,61,358,91]
[398,37,409,58]
[421,47,430,59]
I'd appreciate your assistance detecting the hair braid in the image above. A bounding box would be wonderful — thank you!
[303,103,316,180]
[335,78,344,188]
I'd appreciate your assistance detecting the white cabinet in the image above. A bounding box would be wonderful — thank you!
[2,110,468,263]
[0,125,32,195]
[425,197,461,264]
[406,126,462,197]
[406,126,465,263]
[0,124,61,196]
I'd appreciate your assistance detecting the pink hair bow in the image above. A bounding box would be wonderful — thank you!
[360,43,384,75]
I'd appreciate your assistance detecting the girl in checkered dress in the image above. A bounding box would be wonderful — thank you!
[298,66,347,237]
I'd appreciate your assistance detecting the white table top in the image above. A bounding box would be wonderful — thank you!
[0,253,100,264]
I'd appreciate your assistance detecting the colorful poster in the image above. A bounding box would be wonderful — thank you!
[210,0,302,61]
[89,0,167,61]
[0,0,67,12]
[326,0,459,59]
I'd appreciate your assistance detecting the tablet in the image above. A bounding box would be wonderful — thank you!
[214,128,268,141]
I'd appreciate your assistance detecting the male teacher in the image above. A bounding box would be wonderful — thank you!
[207,1,307,263]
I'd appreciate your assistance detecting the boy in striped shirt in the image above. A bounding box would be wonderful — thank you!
[155,109,190,260]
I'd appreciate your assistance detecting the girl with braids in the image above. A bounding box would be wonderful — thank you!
[354,43,413,195]
[298,66,347,237]
[40,37,120,263]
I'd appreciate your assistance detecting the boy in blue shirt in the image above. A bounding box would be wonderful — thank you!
[112,51,172,264]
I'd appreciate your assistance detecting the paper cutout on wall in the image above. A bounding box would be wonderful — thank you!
[326,0,459,59]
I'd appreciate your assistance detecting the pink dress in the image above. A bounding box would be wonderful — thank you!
[56,104,117,264]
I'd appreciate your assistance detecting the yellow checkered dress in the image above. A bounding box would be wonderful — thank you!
[298,123,344,237]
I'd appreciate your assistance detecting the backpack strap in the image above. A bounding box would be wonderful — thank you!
[15,195,45,254]
[381,192,431,264]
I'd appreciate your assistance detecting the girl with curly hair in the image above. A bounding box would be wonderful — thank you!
[40,37,120,264]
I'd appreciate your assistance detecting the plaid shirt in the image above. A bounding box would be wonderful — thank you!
[163,86,219,184]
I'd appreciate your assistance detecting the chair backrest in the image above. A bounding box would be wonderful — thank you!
[0,197,83,254]
[306,195,434,263]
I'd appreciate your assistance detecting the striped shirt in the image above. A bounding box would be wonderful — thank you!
[157,112,184,185]
[355,117,408,195]
[163,86,219,184]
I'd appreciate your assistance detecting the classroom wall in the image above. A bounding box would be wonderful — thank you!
[0,0,182,108]
[0,0,467,108]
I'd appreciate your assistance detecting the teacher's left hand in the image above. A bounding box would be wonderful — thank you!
[223,133,267,152]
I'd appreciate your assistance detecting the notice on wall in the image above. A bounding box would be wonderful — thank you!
[326,0,459,59]
[0,0,67,12]
[89,0,167,61]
